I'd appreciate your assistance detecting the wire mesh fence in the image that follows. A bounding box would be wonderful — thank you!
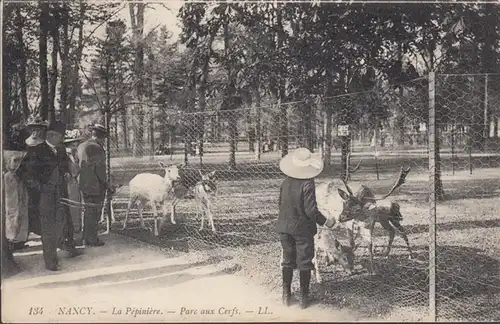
[90,73,500,321]
[433,73,500,322]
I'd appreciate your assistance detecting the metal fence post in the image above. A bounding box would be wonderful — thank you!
[428,71,437,321]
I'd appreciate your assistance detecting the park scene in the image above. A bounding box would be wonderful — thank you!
[2,1,500,322]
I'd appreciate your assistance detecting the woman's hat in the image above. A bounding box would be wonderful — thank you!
[26,115,49,128]
[63,129,84,144]
[89,123,108,135]
[279,147,324,179]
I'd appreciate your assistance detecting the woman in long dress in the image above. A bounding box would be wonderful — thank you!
[63,130,85,241]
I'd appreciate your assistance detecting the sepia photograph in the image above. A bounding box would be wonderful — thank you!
[1,0,500,322]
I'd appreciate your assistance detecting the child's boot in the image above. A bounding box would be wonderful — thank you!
[282,267,293,307]
[299,270,311,309]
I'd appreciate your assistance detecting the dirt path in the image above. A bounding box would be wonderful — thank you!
[2,233,365,323]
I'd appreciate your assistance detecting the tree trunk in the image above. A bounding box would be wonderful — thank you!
[276,7,288,157]
[324,109,333,166]
[254,85,262,160]
[59,2,71,124]
[435,127,445,200]
[48,6,60,123]
[149,112,155,159]
[129,2,145,158]
[305,100,313,151]
[340,135,350,181]
[228,110,237,170]
[15,7,29,121]
[3,55,12,148]
[68,0,85,123]
[494,116,498,138]
[197,34,213,166]
[39,1,50,120]
[247,108,254,153]
[120,97,128,149]
[114,113,119,149]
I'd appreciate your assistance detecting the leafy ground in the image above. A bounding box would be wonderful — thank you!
[108,153,500,322]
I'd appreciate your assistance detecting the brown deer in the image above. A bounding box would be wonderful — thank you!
[337,166,415,274]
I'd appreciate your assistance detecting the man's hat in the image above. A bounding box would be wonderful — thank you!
[63,129,84,145]
[25,116,48,146]
[279,147,324,179]
[89,123,108,136]
[48,119,67,135]
[26,115,49,128]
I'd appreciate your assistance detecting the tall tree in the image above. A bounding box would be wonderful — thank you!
[129,1,146,157]
[38,1,50,121]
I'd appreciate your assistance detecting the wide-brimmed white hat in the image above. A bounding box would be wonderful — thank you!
[279,147,324,179]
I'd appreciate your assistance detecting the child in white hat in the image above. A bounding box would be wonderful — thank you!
[276,147,336,309]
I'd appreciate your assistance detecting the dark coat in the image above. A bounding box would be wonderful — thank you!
[275,176,327,237]
[16,142,70,235]
[16,141,69,187]
[77,138,107,196]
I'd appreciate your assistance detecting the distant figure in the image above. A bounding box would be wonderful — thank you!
[77,124,113,247]
[276,148,335,309]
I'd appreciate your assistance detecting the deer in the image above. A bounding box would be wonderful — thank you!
[313,221,362,283]
[337,166,415,274]
[122,162,183,236]
[192,170,218,232]
[168,168,218,229]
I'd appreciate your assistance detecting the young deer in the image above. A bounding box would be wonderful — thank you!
[313,222,361,283]
[193,170,217,232]
[337,166,415,274]
[169,169,218,229]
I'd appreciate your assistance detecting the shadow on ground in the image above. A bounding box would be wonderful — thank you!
[30,257,237,290]
[312,244,500,321]
[114,213,279,251]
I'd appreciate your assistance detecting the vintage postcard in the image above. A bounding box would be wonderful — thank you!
[2,0,499,322]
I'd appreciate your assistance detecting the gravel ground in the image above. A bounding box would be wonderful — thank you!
[109,163,500,322]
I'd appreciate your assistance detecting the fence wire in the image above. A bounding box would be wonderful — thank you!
[90,74,500,322]
[433,73,500,322]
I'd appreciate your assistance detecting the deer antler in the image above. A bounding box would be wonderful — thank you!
[365,166,411,202]
[347,152,361,174]
[344,152,361,182]
[341,178,355,197]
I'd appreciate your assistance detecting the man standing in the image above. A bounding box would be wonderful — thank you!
[16,118,80,270]
[77,123,112,247]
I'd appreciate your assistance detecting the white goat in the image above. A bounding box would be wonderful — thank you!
[122,162,182,236]
[315,180,362,243]
[192,170,217,232]
[312,180,363,281]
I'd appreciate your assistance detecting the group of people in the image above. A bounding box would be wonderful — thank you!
[4,115,114,272]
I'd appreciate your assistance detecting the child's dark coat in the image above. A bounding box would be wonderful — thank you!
[276,176,328,270]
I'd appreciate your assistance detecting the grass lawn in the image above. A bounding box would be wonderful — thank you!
[107,153,500,322]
